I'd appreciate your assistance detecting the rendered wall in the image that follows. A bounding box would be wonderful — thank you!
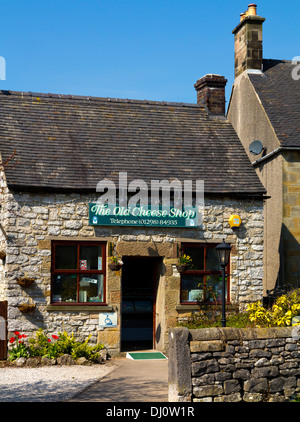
[282,151,300,287]
[228,72,283,294]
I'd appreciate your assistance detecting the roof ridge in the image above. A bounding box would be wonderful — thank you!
[263,58,299,64]
[0,89,202,109]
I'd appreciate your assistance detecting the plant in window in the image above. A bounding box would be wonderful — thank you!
[203,277,219,303]
[176,254,193,272]
[108,255,123,271]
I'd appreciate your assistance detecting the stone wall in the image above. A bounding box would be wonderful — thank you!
[168,326,300,402]
[0,184,264,354]
[0,163,7,300]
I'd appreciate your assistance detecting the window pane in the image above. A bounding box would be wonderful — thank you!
[52,274,77,302]
[206,274,228,303]
[55,245,77,269]
[206,247,221,271]
[183,247,204,270]
[181,274,228,303]
[79,274,104,302]
[181,274,204,302]
[80,245,103,270]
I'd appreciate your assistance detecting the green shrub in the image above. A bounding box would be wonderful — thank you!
[9,328,105,362]
[54,331,78,356]
[247,288,300,327]
[178,288,300,329]
[71,338,104,362]
[28,329,58,357]
[178,305,253,329]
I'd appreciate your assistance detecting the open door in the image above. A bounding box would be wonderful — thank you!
[121,257,162,352]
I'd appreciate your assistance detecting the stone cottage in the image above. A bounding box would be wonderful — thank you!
[0,71,265,355]
[227,3,300,298]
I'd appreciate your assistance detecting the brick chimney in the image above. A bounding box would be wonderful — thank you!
[232,3,265,78]
[194,74,227,115]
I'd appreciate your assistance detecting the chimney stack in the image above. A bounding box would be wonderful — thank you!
[232,4,265,78]
[194,74,227,115]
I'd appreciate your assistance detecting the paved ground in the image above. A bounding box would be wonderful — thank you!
[67,356,169,402]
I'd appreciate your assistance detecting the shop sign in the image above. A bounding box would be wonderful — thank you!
[89,203,198,228]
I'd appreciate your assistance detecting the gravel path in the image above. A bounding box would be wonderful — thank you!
[0,363,117,402]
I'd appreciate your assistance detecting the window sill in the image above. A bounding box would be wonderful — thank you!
[47,304,114,312]
[176,301,230,311]
[176,304,201,311]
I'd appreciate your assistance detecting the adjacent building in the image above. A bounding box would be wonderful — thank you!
[227,3,300,297]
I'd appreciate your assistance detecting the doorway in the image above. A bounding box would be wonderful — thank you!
[121,256,162,352]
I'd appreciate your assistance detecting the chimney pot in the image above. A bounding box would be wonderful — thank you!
[248,3,257,16]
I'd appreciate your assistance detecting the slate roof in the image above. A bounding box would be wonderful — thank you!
[249,59,300,147]
[0,90,265,196]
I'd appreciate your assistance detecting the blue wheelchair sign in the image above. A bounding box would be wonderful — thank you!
[99,312,117,328]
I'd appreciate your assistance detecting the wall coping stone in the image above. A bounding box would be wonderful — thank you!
[189,327,294,342]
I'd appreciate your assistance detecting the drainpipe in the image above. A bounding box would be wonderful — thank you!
[252,147,300,166]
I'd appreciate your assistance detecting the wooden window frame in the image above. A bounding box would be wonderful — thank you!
[51,240,107,306]
[180,242,230,305]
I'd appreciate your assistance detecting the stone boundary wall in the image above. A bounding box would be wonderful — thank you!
[168,326,300,402]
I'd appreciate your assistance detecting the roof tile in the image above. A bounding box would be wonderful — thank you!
[0,90,265,195]
[249,59,300,147]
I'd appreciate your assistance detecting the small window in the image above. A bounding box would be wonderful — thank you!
[180,243,230,304]
[51,241,106,304]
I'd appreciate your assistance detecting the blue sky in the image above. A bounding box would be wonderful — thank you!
[0,0,299,105]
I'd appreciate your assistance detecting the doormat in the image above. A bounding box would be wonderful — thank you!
[126,352,168,360]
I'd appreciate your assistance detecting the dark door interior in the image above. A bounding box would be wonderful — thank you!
[121,257,160,351]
